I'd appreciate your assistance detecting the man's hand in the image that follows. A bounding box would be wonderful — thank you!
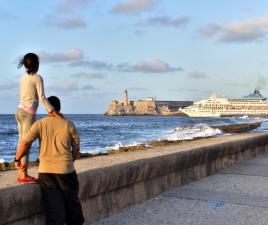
[14,161,26,171]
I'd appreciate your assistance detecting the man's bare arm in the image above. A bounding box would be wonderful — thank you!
[15,139,30,161]
[15,139,30,170]
[72,146,80,161]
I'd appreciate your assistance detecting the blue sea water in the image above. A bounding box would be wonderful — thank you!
[0,114,267,162]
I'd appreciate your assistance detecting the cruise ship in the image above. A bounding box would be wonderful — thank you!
[180,89,268,117]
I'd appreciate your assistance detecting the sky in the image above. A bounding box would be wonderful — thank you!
[2,0,268,113]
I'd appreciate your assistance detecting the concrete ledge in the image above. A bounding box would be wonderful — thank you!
[1,132,268,224]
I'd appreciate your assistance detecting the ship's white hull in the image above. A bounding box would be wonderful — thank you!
[179,109,221,117]
[180,108,268,117]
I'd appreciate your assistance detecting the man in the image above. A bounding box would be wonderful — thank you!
[15,96,84,225]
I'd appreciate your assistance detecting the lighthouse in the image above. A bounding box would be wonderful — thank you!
[124,90,129,106]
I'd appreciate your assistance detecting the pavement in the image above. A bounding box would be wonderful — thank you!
[93,152,268,225]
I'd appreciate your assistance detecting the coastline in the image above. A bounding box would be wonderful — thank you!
[0,122,261,172]
[1,131,266,185]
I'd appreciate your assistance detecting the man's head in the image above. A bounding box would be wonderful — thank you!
[48,96,61,112]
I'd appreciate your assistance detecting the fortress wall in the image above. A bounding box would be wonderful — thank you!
[1,133,268,224]
[133,100,157,114]
[105,101,126,115]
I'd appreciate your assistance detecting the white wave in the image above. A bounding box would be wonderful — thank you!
[165,123,223,141]
[109,142,123,150]
[101,141,146,152]
[239,115,249,119]
[0,157,5,163]
[101,142,124,152]
[255,117,268,122]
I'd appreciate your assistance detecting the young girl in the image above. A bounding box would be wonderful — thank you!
[16,53,61,184]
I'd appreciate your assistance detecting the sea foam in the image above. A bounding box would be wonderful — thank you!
[0,157,5,163]
[165,123,223,141]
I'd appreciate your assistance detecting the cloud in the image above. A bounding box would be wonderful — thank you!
[128,87,149,91]
[56,0,91,13]
[81,84,97,90]
[256,76,268,90]
[71,72,107,79]
[89,91,120,98]
[45,15,87,29]
[188,71,209,79]
[69,57,182,74]
[112,0,158,14]
[199,13,268,43]
[48,80,79,92]
[70,60,113,70]
[0,82,18,90]
[240,6,255,14]
[136,16,190,28]
[134,29,146,35]
[221,79,248,87]
[44,0,90,30]
[169,88,199,93]
[117,59,182,73]
[0,10,17,20]
[198,24,222,38]
[39,48,84,63]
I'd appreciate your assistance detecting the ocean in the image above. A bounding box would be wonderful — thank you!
[0,114,267,163]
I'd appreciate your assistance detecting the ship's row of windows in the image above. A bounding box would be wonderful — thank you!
[198,102,263,106]
[195,104,266,108]
[189,110,268,112]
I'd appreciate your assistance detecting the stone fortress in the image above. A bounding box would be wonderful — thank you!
[105,90,193,116]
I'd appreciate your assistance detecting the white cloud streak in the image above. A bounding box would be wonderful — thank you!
[200,13,268,43]
[70,60,113,70]
[71,59,182,73]
[0,82,18,90]
[45,15,87,29]
[39,48,84,63]
[136,16,190,28]
[188,71,209,79]
[117,59,182,73]
[48,80,79,92]
[19,49,182,74]
[112,0,158,14]
[71,72,107,79]
[81,84,97,90]
[56,0,91,13]
[44,0,91,29]
[0,10,17,20]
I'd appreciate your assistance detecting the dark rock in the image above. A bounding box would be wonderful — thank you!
[212,122,261,133]
[147,139,172,147]
[0,162,9,171]
[79,152,94,158]
[119,145,146,152]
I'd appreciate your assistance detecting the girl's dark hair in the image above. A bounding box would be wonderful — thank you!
[18,53,39,74]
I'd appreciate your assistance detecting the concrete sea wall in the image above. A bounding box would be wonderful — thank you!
[1,132,268,225]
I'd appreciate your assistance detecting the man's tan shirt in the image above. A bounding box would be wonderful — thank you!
[24,115,80,174]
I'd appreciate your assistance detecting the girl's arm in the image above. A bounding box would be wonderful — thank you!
[36,75,54,112]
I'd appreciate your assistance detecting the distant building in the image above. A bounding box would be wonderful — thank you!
[105,90,193,116]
